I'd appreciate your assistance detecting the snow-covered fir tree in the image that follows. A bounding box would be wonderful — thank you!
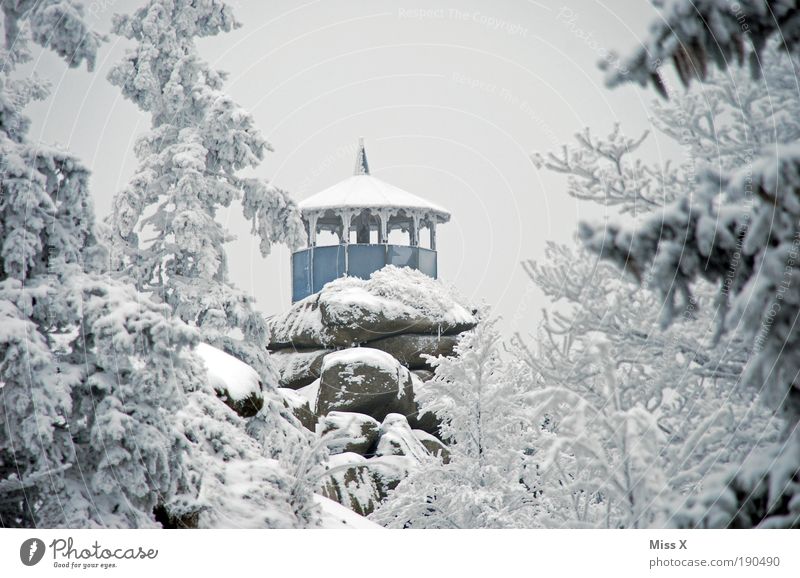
[527,104,783,526]
[106,0,304,377]
[371,316,540,528]
[0,3,315,528]
[601,0,800,97]
[580,17,800,527]
[104,0,324,522]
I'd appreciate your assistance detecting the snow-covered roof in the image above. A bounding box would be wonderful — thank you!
[298,139,450,223]
[299,174,450,222]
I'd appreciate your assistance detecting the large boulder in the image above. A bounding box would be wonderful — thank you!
[271,348,329,390]
[268,266,477,349]
[318,411,380,456]
[315,348,417,422]
[367,334,459,369]
[319,454,421,516]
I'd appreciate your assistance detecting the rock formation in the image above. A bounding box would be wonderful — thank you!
[268,267,476,514]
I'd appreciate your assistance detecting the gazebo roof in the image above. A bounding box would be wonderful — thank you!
[298,174,450,222]
[298,138,450,223]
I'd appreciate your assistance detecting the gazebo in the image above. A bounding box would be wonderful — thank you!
[291,138,451,302]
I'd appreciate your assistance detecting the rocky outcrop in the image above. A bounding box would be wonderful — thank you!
[197,343,264,418]
[267,267,475,516]
[320,453,382,516]
[268,267,477,349]
[375,413,434,461]
[319,413,446,516]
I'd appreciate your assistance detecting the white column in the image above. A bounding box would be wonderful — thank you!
[410,213,420,247]
[378,210,390,243]
[429,217,437,250]
[307,212,319,247]
[340,210,353,244]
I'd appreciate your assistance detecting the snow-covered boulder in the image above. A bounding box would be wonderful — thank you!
[268,267,477,349]
[318,411,380,456]
[317,414,449,515]
[276,387,318,431]
[367,333,459,369]
[375,413,434,462]
[196,343,263,417]
[319,450,419,517]
[320,453,384,516]
[270,348,329,390]
[413,430,450,463]
[316,348,417,422]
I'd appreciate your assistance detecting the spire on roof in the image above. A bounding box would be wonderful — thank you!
[353,137,370,175]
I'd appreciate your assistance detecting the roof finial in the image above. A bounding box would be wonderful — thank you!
[354,136,370,175]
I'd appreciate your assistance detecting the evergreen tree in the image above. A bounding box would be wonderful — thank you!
[0,4,310,528]
[581,21,800,527]
[372,316,540,528]
[106,0,304,378]
[527,119,781,527]
[105,1,324,525]
[601,0,800,97]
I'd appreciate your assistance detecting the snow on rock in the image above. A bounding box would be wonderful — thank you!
[320,452,384,516]
[318,411,380,455]
[413,430,450,462]
[319,451,414,517]
[376,414,432,464]
[321,347,401,379]
[271,348,329,389]
[296,379,321,413]
[276,387,317,430]
[195,343,263,417]
[268,266,477,349]
[315,494,383,529]
[317,414,446,516]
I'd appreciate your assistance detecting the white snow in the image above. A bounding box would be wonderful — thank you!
[195,343,261,401]
[314,494,383,529]
[271,349,325,380]
[322,347,400,374]
[277,387,310,410]
[299,174,450,221]
[268,266,476,347]
[319,411,379,438]
[297,379,321,412]
[376,414,432,463]
[323,266,475,326]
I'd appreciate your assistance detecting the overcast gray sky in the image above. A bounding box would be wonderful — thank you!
[24,0,680,336]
